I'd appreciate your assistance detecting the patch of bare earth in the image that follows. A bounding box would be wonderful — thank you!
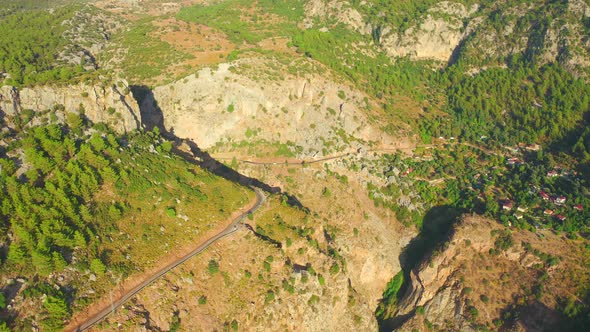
[154,18,236,76]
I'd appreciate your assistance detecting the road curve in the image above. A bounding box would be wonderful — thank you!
[73,188,266,332]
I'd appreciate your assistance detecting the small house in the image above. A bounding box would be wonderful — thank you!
[502,200,514,210]
[544,209,554,216]
[547,170,558,177]
[539,191,550,201]
[556,214,566,222]
[555,196,566,205]
[574,205,584,211]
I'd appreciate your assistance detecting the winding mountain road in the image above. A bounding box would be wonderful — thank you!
[73,188,266,332]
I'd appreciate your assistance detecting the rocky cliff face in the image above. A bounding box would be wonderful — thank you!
[388,215,585,332]
[141,58,393,155]
[0,80,141,133]
[303,0,371,34]
[391,216,496,332]
[380,2,480,63]
[308,0,590,72]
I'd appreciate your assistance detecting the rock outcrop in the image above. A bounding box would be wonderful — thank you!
[306,0,590,72]
[387,215,581,332]
[303,0,371,34]
[141,58,392,155]
[391,216,495,331]
[0,80,141,133]
[380,2,480,63]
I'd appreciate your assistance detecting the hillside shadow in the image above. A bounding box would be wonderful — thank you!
[130,85,307,211]
[378,205,462,332]
[447,32,474,67]
[244,224,282,248]
[399,206,461,272]
[130,86,164,132]
[545,122,590,182]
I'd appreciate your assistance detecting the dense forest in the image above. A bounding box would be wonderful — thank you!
[422,63,590,150]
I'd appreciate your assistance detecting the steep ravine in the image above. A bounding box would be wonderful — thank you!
[131,58,416,329]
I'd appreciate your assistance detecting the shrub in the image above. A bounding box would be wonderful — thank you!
[227,50,239,61]
[227,103,235,113]
[160,141,173,152]
[308,294,320,306]
[170,312,181,332]
[467,305,479,319]
[198,295,207,304]
[381,272,404,299]
[494,230,514,251]
[90,258,106,275]
[264,290,275,304]
[42,295,70,331]
[66,112,83,130]
[329,262,340,275]
[166,207,176,218]
[208,259,219,274]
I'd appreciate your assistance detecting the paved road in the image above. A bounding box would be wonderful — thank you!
[74,188,266,332]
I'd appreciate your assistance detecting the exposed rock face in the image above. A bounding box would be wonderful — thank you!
[0,80,141,132]
[380,2,480,62]
[142,59,392,155]
[304,0,371,34]
[307,0,590,73]
[387,215,582,332]
[59,6,123,70]
[391,216,495,331]
[380,0,590,70]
